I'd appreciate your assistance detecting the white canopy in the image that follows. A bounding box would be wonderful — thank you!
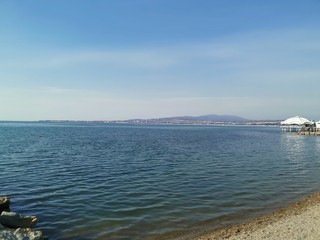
[281,116,313,126]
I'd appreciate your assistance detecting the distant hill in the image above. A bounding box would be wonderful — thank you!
[154,114,248,122]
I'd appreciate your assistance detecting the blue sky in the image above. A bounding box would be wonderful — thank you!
[1,0,320,120]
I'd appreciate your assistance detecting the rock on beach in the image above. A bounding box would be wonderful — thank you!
[0,211,38,229]
[0,227,43,240]
[0,196,46,240]
[0,196,10,213]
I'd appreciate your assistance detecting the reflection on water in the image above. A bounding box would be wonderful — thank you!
[280,132,305,152]
[280,133,320,173]
[0,124,320,239]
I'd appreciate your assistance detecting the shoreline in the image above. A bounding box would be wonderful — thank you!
[291,131,320,136]
[193,191,320,240]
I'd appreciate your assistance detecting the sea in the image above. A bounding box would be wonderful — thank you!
[1,122,320,239]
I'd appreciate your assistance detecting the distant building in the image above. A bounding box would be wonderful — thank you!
[280,116,313,132]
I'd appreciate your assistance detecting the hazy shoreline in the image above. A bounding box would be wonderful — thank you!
[0,120,280,127]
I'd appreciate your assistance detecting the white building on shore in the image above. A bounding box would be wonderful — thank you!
[280,116,313,132]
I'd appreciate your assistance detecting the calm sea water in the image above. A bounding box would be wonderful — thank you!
[1,123,320,239]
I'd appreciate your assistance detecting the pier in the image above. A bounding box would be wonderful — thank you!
[280,116,320,136]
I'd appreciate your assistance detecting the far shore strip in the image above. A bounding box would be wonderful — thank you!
[195,192,320,240]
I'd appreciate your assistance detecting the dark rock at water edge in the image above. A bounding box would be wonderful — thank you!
[0,212,37,229]
[0,195,47,240]
[0,196,10,213]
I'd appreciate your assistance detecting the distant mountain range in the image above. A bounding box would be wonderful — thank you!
[154,114,248,122]
[126,114,249,123]
[124,114,283,125]
[35,114,280,126]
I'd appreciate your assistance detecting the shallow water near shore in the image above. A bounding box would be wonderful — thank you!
[1,123,320,239]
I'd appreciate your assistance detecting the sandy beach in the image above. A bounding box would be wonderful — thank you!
[194,192,320,240]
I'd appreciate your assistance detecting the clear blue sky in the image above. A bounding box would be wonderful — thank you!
[1,0,320,120]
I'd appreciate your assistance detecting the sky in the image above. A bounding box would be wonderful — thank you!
[1,0,320,121]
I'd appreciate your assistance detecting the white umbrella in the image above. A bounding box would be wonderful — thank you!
[280,116,312,125]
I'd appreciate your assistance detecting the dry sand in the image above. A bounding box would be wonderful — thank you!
[194,192,320,240]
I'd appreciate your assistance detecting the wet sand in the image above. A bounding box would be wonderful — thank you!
[194,192,320,240]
